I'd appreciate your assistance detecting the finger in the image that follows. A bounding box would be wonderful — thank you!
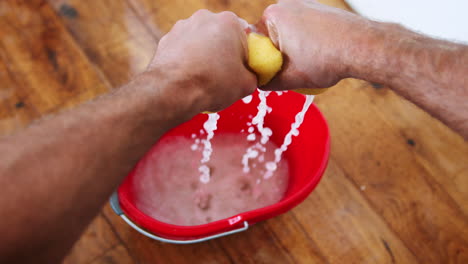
[237,17,249,30]
[192,9,213,18]
[233,17,251,63]
[261,5,281,47]
[240,67,260,96]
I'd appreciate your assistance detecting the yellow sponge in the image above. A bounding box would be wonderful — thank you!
[247,32,329,95]
[247,33,283,86]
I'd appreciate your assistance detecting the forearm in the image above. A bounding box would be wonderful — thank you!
[0,69,197,263]
[346,21,468,138]
[0,9,254,262]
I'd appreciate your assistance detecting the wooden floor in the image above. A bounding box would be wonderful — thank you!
[1,0,467,263]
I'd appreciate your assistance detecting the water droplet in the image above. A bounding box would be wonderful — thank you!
[247,134,256,141]
[242,95,253,104]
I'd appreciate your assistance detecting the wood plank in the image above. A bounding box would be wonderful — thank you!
[0,59,39,136]
[128,0,276,35]
[216,218,324,264]
[0,0,109,116]
[261,213,330,263]
[0,1,124,262]
[48,0,156,87]
[220,223,296,264]
[291,159,419,263]
[315,79,468,263]
[102,204,236,264]
[63,214,122,264]
[90,244,134,264]
[357,83,468,214]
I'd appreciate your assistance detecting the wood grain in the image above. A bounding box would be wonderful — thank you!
[315,79,468,263]
[0,0,109,115]
[63,214,123,264]
[129,0,276,34]
[49,0,156,87]
[357,83,468,214]
[291,159,419,263]
[0,0,467,263]
[90,245,134,264]
[0,59,39,135]
[102,204,237,264]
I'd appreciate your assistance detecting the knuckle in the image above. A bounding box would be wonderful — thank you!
[193,9,212,17]
[218,11,237,19]
[159,35,168,44]
[174,19,185,26]
[217,11,238,24]
[264,4,282,18]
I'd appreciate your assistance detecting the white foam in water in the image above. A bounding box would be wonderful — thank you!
[199,165,211,184]
[264,95,315,179]
[198,113,220,183]
[242,147,259,173]
[191,144,198,151]
[134,135,289,226]
[191,138,201,151]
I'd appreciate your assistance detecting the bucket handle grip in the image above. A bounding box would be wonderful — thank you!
[110,192,249,244]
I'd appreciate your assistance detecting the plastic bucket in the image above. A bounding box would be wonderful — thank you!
[110,90,330,244]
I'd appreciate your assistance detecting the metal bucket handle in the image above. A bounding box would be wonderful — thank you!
[109,192,249,244]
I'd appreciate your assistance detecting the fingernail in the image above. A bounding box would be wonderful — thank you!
[238,18,249,29]
[266,20,279,47]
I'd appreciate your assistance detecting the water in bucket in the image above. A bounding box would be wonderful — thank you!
[133,133,289,226]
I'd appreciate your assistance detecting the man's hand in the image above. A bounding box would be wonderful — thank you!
[260,0,365,91]
[149,10,257,113]
[261,0,468,139]
[0,10,258,263]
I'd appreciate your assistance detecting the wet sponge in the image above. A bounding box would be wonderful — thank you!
[247,33,329,95]
[247,33,283,86]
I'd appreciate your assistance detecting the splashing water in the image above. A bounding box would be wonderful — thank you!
[252,91,273,145]
[264,95,315,179]
[242,95,253,104]
[198,113,220,183]
[242,90,273,173]
[193,92,312,184]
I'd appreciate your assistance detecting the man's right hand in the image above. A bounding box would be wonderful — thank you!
[262,0,468,139]
[260,0,367,91]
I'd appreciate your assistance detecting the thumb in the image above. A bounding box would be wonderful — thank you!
[259,6,281,48]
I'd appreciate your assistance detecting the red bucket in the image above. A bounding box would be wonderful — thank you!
[110,90,330,243]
